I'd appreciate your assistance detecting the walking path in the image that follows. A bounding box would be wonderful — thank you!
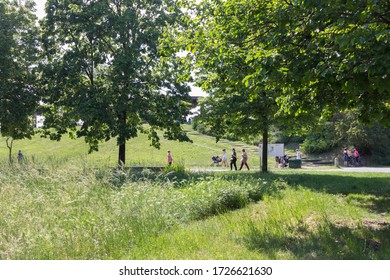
[188,165,390,173]
[337,167,390,173]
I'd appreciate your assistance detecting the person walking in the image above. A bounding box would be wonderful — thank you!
[295,148,302,160]
[239,149,250,170]
[230,148,237,170]
[18,150,23,164]
[353,148,360,166]
[221,149,228,167]
[343,147,349,167]
[167,150,173,165]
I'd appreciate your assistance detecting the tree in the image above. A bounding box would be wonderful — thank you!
[178,0,305,172]
[179,0,389,171]
[0,0,40,163]
[40,0,191,165]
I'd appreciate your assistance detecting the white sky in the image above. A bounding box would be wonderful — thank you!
[34,0,46,19]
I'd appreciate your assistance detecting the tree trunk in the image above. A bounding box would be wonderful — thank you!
[261,127,268,173]
[6,137,13,164]
[118,142,126,166]
[118,111,127,166]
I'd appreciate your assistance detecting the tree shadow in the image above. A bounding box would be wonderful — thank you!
[278,173,390,194]
[270,173,390,214]
[244,219,390,259]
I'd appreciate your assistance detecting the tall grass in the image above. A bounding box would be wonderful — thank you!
[244,187,390,259]
[0,159,282,259]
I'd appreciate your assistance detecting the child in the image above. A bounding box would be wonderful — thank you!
[221,149,227,167]
[343,147,349,167]
[167,150,173,165]
[18,150,23,164]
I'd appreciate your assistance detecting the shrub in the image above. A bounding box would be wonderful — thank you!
[301,134,334,154]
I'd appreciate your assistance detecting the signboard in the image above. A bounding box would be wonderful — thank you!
[258,144,285,157]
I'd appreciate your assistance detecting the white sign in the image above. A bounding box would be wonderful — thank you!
[258,144,285,157]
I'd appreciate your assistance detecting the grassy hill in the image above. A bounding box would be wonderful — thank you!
[0,125,265,170]
[1,125,389,260]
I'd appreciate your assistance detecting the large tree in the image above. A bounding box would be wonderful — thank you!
[179,0,301,172]
[179,0,389,171]
[40,0,191,165]
[0,0,40,162]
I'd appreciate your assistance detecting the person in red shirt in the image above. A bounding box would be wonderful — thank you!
[353,148,360,166]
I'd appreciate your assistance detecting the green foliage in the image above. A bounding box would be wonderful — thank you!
[301,134,334,154]
[0,0,40,152]
[178,0,389,171]
[296,110,390,165]
[301,122,339,154]
[267,0,390,125]
[40,0,192,164]
[191,116,239,141]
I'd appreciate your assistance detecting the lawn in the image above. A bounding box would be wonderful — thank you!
[0,125,264,169]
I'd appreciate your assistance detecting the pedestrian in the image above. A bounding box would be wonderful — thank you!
[221,149,228,167]
[167,150,173,165]
[230,148,237,170]
[239,149,250,170]
[296,148,301,160]
[343,147,349,167]
[353,148,360,166]
[18,150,23,164]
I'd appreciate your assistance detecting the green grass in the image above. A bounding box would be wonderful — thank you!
[0,127,389,260]
[122,171,390,260]
[0,125,263,169]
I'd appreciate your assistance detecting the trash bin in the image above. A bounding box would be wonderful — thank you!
[289,159,301,168]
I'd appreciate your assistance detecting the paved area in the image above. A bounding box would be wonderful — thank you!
[337,167,390,173]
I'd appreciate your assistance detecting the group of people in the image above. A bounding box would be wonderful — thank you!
[168,148,250,170]
[221,148,250,171]
[343,147,360,167]
[274,148,301,168]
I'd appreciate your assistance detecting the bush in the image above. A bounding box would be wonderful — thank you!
[212,187,249,213]
[301,134,335,154]
[184,177,283,220]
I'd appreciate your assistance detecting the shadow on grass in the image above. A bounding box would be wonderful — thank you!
[197,171,390,214]
[270,173,390,214]
[277,173,390,195]
[114,169,390,213]
[245,219,390,260]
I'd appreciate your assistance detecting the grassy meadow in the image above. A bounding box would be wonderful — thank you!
[0,126,389,260]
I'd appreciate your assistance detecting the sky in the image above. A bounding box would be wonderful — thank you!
[34,0,46,19]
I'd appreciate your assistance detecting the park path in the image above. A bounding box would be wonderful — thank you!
[336,167,390,173]
[188,165,390,173]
